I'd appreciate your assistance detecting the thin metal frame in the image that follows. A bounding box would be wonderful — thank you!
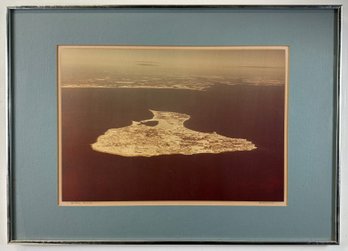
[6,4,342,245]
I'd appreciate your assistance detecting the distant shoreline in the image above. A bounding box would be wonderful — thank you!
[61,82,285,91]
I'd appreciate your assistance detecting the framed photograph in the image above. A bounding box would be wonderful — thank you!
[7,5,340,244]
[58,45,288,206]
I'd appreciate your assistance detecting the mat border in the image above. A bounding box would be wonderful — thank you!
[6,4,341,245]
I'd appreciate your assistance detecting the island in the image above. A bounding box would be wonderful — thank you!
[91,110,257,157]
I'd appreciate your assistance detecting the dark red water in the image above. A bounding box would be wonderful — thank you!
[61,85,285,201]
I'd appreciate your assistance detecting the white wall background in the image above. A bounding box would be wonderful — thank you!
[0,0,347,250]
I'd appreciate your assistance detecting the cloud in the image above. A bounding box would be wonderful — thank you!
[136,61,159,67]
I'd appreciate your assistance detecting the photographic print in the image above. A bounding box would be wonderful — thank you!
[58,46,288,206]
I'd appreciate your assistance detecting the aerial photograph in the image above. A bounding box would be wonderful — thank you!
[58,46,288,205]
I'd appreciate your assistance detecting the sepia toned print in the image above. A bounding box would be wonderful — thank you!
[58,46,288,206]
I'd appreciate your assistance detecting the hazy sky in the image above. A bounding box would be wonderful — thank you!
[59,46,286,82]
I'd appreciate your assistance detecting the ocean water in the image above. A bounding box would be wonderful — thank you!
[60,84,285,201]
